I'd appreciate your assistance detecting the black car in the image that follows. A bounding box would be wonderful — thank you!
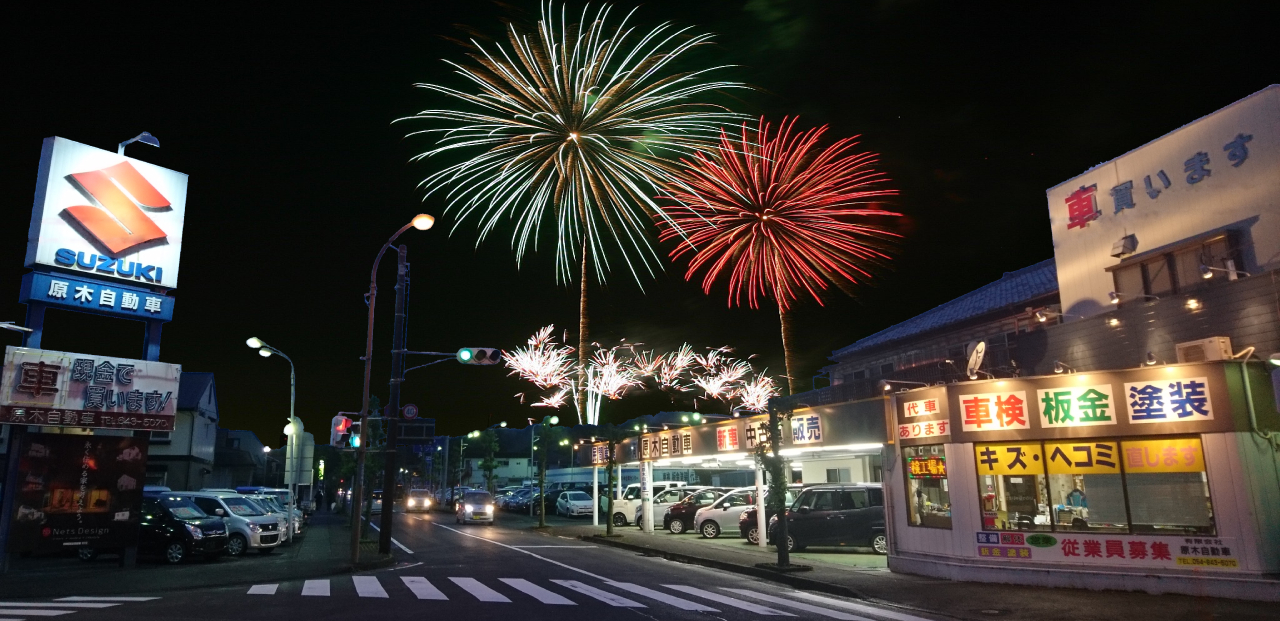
[737,484,806,544]
[662,488,729,534]
[79,495,227,564]
[769,483,887,554]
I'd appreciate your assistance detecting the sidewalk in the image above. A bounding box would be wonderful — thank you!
[539,520,1277,621]
[1,511,390,598]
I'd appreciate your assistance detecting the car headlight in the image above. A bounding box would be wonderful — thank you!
[248,523,262,533]
[485,504,494,513]
[425,499,431,507]
[184,523,203,539]
[769,515,779,526]
[464,504,474,512]
[408,499,415,507]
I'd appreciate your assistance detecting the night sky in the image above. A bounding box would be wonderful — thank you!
[2,1,1275,444]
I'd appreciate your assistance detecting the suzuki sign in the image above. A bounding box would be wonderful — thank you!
[26,137,188,288]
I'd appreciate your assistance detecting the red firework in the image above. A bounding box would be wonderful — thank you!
[657,117,901,311]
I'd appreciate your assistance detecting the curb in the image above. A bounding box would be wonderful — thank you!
[580,534,867,599]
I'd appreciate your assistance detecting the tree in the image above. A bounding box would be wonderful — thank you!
[477,429,500,494]
[532,416,564,528]
[597,423,637,536]
[756,402,794,567]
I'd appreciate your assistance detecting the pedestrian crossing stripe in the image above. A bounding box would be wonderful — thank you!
[0,597,158,621]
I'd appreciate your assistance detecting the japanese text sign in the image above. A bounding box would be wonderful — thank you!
[898,420,950,440]
[0,346,180,432]
[974,442,1044,476]
[591,444,610,465]
[974,532,1238,570]
[743,419,771,449]
[960,391,1030,432]
[790,414,822,444]
[716,425,739,451]
[907,456,947,479]
[1124,377,1213,424]
[640,430,693,459]
[1044,440,1120,475]
[26,137,188,288]
[20,272,174,322]
[1122,437,1205,474]
[903,398,940,418]
[1037,385,1118,428]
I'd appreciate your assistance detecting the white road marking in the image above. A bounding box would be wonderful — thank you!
[787,592,937,621]
[722,589,871,620]
[364,521,413,553]
[499,578,576,605]
[434,524,606,580]
[353,576,389,598]
[604,582,720,611]
[450,577,510,602]
[0,610,75,617]
[401,577,448,600]
[247,585,278,595]
[551,580,644,607]
[301,580,330,596]
[0,603,117,608]
[663,585,794,616]
[510,545,597,548]
[55,598,159,602]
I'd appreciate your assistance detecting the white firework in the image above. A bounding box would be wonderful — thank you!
[736,373,778,412]
[502,324,575,389]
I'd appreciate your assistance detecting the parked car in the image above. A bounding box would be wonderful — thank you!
[438,487,473,510]
[369,490,384,514]
[663,488,730,534]
[406,489,432,512]
[78,495,227,564]
[456,490,495,525]
[738,485,805,543]
[768,483,887,554]
[610,481,687,527]
[184,492,283,556]
[247,494,302,538]
[694,487,758,538]
[504,488,534,512]
[633,485,717,530]
[555,490,594,518]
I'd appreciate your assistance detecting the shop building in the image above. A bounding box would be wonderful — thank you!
[144,372,218,489]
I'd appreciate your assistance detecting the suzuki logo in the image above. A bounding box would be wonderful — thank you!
[64,161,169,255]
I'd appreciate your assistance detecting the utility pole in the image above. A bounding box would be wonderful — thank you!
[378,245,408,555]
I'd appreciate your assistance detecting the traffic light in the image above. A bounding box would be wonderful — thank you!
[349,421,362,448]
[330,414,353,446]
[457,347,502,365]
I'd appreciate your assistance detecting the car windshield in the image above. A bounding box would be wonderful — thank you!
[463,492,492,503]
[410,490,430,498]
[256,497,284,512]
[223,498,265,516]
[566,491,590,501]
[160,498,206,519]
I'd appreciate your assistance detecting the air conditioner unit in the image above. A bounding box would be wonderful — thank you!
[1175,337,1232,363]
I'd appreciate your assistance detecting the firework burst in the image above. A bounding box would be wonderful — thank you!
[736,372,779,412]
[502,325,575,389]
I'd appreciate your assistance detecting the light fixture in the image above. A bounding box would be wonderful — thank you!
[879,379,929,392]
[411,214,435,231]
[1269,353,1280,367]
[262,446,271,453]
[1054,361,1075,374]
[1109,292,1120,304]
[118,131,159,155]
[1107,318,1120,327]
[1110,291,1160,304]
[1035,311,1048,322]
[1200,264,1213,279]
[548,416,559,425]
[246,337,263,349]
[1145,352,1158,366]
[500,421,508,427]
[1186,298,1201,310]
[284,422,295,435]
[681,415,689,422]
[258,349,273,357]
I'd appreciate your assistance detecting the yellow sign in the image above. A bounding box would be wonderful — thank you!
[1121,437,1205,473]
[974,442,1044,476]
[1044,440,1121,475]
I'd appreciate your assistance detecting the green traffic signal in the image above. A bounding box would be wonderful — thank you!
[457,347,501,365]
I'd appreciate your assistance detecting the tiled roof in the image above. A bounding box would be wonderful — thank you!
[178,372,215,410]
[833,259,1059,358]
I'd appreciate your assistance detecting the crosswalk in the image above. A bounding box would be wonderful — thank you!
[245,575,932,620]
[0,597,158,621]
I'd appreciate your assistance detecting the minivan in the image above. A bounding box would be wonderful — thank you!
[184,492,284,556]
[769,483,887,554]
[609,481,686,526]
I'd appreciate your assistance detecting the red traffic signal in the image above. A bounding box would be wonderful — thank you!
[330,414,353,446]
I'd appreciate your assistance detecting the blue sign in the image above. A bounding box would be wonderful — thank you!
[20,272,174,322]
[977,532,1001,544]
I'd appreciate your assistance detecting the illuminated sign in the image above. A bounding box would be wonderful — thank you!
[903,398,939,418]
[716,425,739,451]
[26,137,188,288]
[906,455,946,479]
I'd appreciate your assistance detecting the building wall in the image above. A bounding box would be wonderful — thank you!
[800,456,873,485]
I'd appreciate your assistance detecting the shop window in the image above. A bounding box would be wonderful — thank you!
[1045,440,1128,533]
[852,369,866,380]
[880,362,895,376]
[903,444,951,529]
[974,442,1052,532]
[1123,437,1215,536]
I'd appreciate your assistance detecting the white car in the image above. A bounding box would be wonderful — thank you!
[609,481,686,526]
[694,487,758,538]
[555,491,595,518]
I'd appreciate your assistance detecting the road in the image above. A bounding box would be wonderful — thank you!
[0,509,943,621]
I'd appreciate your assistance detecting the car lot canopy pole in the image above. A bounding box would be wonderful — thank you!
[592,466,599,527]
[642,461,654,534]
[755,464,767,548]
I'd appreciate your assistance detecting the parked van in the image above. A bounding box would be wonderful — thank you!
[183,492,284,556]
[609,481,686,526]
[769,483,887,554]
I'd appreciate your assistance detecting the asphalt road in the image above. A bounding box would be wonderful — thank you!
[0,509,944,621]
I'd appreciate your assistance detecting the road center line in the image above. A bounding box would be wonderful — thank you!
[433,523,607,580]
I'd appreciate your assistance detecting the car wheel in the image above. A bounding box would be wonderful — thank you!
[258,547,275,554]
[77,548,98,562]
[700,521,721,539]
[786,535,806,552]
[669,518,686,534]
[746,527,759,545]
[226,534,247,556]
[612,513,627,527]
[872,533,888,555]
[164,542,187,564]
[636,518,643,530]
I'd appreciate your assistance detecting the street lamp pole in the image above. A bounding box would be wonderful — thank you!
[350,214,434,566]
[245,337,298,544]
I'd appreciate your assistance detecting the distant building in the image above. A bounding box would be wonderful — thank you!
[210,429,274,488]
[144,372,218,490]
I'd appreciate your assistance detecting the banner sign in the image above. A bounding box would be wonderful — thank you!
[715,425,739,451]
[26,137,188,288]
[8,433,148,554]
[20,271,174,322]
[975,531,1239,570]
[0,346,181,431]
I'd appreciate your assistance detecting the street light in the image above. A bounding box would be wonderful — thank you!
[118,131,159,156]
[245,336,298,544]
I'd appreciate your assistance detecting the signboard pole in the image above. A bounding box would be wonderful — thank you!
[592,466,599,527]
[0,425,26,572]
[641,461,653,534]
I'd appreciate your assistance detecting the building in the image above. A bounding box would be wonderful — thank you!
[210,429,273,488]
[461,456,534,489]
[144,372,218,489]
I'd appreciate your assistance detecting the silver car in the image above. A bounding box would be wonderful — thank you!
[185,492,283,556]
[456,490,495,525]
